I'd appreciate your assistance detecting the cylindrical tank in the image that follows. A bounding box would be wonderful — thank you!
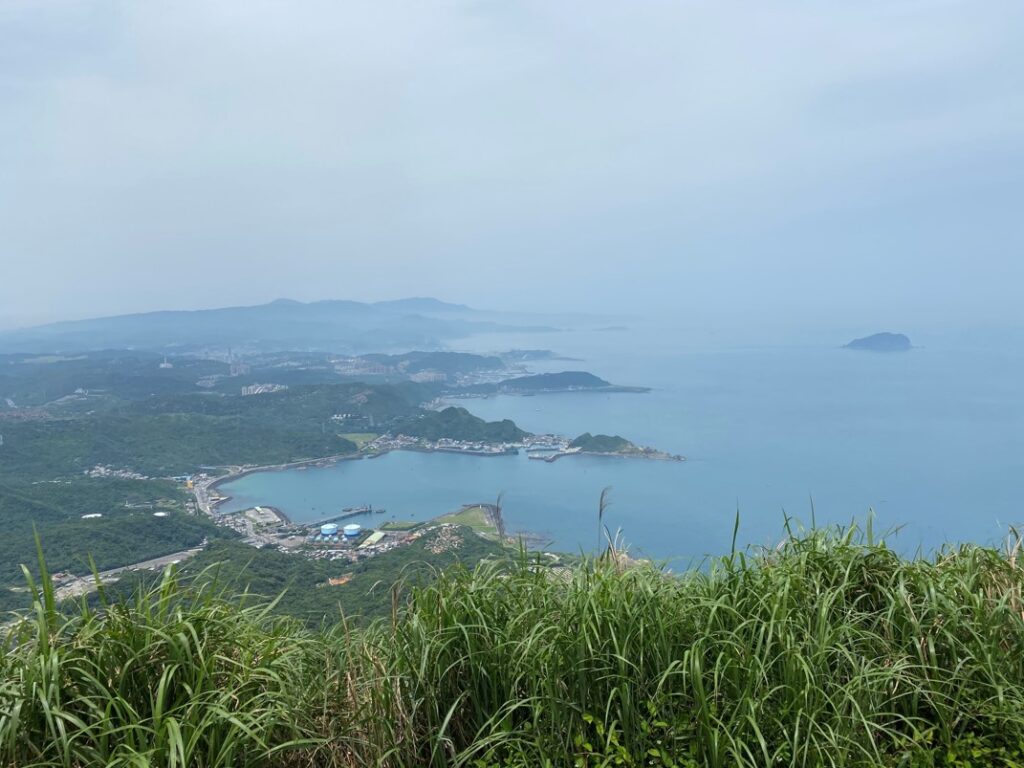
[320,523,339,537]
[343,524,361,538]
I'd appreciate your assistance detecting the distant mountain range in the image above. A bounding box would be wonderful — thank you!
[0,298,554,355]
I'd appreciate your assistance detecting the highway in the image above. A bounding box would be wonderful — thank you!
[53,544,205,601]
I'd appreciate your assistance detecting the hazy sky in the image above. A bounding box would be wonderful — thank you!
[2,1,1022,338]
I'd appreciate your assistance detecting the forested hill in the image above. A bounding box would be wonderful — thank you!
[455,370,650,396]
[500,371,611,391]
[393,406,528,442]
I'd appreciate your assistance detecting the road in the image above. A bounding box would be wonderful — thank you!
[53,544,205,601]
[193,473,228,515]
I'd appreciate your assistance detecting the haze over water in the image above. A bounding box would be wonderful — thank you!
[220,326,1024,562]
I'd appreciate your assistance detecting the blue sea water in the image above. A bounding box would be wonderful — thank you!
[219,328,1024,563]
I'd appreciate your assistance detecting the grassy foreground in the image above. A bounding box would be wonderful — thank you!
[4,526,1024,767]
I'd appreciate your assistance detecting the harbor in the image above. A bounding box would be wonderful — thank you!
[317,504,387,525]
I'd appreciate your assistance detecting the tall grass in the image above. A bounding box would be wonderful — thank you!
[5,524,1024,766]
[0,550,332,767]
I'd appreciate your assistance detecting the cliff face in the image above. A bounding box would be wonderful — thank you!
[844,332,912,352]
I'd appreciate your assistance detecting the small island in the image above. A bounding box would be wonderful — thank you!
[844,332,912,352]
[529,432,684,463]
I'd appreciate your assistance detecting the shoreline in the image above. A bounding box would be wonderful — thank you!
[532,450,685,463]
[401,445,519,458]
[203,441,682,499]
[200,451,365,514]
[196,439,684,521]
[445,385,651,400]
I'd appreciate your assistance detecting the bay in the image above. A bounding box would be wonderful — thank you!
[219,328,1024,562]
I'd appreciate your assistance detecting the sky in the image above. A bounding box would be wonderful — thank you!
[1,1,1022,340]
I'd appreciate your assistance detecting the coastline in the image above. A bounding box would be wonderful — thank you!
[401,445,519,458]
[200,451,365,514]
[196,435,683,523]
[446,385,651,400]
[532,450,685,463]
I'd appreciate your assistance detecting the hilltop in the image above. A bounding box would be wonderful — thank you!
[393,406,528,443]
[569,432,633,453]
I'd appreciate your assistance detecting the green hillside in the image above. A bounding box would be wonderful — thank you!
[570,432,633,452]
[393,406,528,442]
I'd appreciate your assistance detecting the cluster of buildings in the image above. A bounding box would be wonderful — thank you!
[408,370,448,383]
[85,464,148,480]
[364,433,519,456]
[425,437,520,456]
[523,434,572,452]
[216,501,438,567]
[366,434,418,452]
[241,383,289,396]
[302,522,409,563]
[332,358,389,377]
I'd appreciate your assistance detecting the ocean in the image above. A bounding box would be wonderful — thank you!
[219,327,1024,563]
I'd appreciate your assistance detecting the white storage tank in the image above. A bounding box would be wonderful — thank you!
[343,524,361,539]
[320,523,339,537]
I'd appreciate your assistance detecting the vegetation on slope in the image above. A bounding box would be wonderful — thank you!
[359,350,505,375]
[570,432,633,453]
[0,480,228,612]
[98,529,504,628]
[0,377,433,604]
[499,370,611,391]
[5,525,1024,766]
[393,406,528,443]
[0,351,228,405]
[0,415,359,478]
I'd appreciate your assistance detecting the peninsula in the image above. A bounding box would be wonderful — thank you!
[528,433,684,463]
[458,371,650,397]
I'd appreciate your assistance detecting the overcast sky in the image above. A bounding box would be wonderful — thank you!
[1,1,1022,338]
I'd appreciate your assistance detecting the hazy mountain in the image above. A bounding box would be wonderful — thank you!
[0,299,553,355]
